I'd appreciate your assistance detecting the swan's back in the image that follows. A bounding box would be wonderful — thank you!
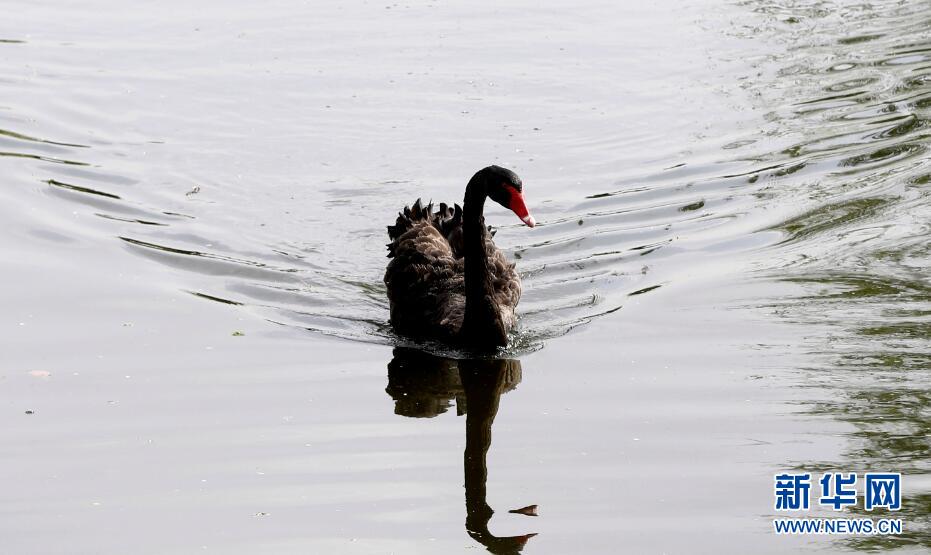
[384,199,521,343]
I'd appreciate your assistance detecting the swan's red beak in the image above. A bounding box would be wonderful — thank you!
[509,190,535,228]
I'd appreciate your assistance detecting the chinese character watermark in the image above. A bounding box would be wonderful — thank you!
[772,471,903,536]
[775,473,811,511]
[865,473,901,511]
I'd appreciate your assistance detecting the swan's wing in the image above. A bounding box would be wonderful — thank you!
[385,217,465,340]
[485,238,522,331]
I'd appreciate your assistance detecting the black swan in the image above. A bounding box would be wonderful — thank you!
[384,166,535,349]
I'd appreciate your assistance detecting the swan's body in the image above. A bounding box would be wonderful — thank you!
[384,200,520,344]
[383,166,534,349]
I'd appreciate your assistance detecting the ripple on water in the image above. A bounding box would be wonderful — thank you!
[3,0,927,371]
[1,2,929,551]
[732,1,931,547]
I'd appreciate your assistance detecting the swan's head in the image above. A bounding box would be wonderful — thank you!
[482,165,535,228]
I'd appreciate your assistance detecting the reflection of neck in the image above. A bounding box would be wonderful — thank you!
[462,178,506,347]
[462,364,500,530]
[460,360,533,555]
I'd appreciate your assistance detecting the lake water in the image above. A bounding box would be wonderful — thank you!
[2,0,929,553]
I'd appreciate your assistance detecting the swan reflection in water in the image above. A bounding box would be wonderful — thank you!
[386,348,537,554]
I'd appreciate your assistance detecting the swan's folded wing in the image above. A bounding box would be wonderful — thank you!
[486,241,522,330]
[384,221,465,339]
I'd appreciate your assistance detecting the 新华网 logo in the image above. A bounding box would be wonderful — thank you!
[772,472,903,535]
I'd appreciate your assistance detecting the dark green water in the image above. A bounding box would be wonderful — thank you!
[1,0,928,553]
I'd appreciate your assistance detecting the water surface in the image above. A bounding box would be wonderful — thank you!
[2,0,929,552]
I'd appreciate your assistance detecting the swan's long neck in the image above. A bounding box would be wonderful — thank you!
[462,177,507,347]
